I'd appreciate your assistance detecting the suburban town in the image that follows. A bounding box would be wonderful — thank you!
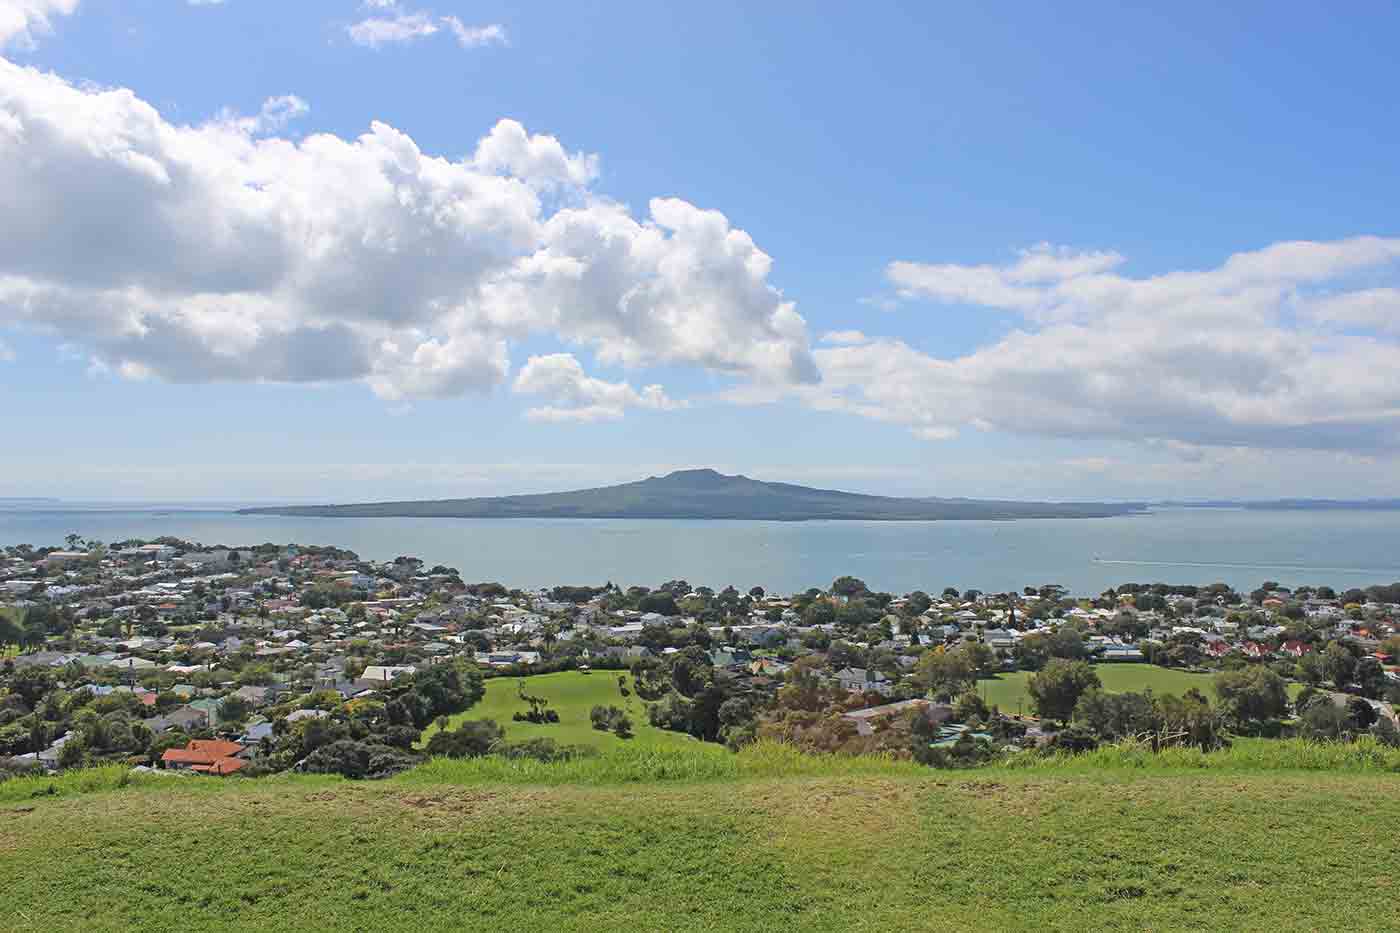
[3,537,1398,781]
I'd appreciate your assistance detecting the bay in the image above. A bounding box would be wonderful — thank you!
[2,505,1399,595]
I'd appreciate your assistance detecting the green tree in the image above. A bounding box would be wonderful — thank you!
[1213,667,1288,726]
[1027,659,1101,723]
[1296,651,1326,687]
[916,645,975,700]
[422,719,504,758]
[1073,688,1158,740]
[831,576,868,598]
[1323,642,1358,690]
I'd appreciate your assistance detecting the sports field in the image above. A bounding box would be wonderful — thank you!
[974,662,1302,715]
[425,669,700,751]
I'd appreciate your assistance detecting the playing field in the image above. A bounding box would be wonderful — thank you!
[425,669,701,751]
[974,662,1301,716]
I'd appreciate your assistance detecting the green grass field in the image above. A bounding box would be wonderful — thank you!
[425,670,701,751]
[5,741,1400,931]
[975,662,1302,715]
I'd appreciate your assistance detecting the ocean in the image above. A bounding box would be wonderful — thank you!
[2,505,1399,596]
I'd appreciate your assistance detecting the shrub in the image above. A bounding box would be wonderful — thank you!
[301,740,419,779]
[422,719,505,759]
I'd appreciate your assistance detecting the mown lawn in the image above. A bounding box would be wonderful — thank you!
[974,662,1302,715]
[3,757,1399,931]
[424,670,701,751]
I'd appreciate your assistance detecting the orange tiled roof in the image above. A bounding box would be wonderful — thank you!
[188,739,244,758]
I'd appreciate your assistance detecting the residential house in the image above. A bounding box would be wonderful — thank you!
[834,667,894,697]
[161,739,247,775]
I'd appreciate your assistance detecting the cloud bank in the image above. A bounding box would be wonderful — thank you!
[0,0,78,50]
[0,58,817,408]
[806,239,1400,452]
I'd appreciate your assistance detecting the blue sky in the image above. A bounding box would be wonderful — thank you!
[2,0,1399,501]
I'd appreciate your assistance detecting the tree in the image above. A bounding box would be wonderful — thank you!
[1299,701,1351,740]
[1045,626,1087,660]
[1073,689,1158,740]
[217,695,253,728]
[1013,635,1051,672]
[1027,660,1101,723]
[1155,689,1227,750]
[1323,642,1358,690]
[1354,657,1388,699]
[1347,697,1378,730]
[1296,651,1326,687]
[1213,667,1288,726]
[422,719,505,758]
[638,591,679,616]
[831,576,868,598]
[591,705,621,731]
[953,691,990,723]
[916,645,975,700]
[801,600,837,627]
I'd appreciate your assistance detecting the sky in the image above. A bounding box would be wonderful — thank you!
[2,0,1399,502]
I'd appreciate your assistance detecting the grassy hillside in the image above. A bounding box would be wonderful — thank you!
[424,670,703,751]
[974,662,1303,715]
[4,742,1400,931]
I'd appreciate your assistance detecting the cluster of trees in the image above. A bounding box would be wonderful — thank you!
[1023,660,1230,751]
[638,647,760,749]
[0,606,73,651]
[512,681,559,724]
[0,665,209,770]
[916,642,997,699]
[250,661,485,779]
[1293,688,1400,745]
[589,704,633,738]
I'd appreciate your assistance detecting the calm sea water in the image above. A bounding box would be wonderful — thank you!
[2,505,1399,595]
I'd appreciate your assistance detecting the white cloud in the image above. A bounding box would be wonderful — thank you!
[820,330,869,345]
[346,9,439,47]
[0,59,816,405]
[886,243,1127,318]
[472,117,596,187]
[347,4,506,51]
[807,238,1400,453]
[442,17,507,48]
[0,0,78,50]
[513,353,684,422]
[1304,288,1400,334]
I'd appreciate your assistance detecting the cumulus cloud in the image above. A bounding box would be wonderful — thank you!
[807,238,1400,452]
[1304,288,1400,334]
[0,59,816,406]
[513,353,684,422]
[0,0,78,50]
[472,117,596,187]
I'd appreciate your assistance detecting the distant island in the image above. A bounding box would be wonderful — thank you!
[1158,499,1400,511]
[238,468,1147,522]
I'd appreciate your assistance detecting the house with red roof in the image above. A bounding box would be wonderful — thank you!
[160,739,248,775]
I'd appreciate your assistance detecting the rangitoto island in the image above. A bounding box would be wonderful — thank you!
[237,469,1148,522]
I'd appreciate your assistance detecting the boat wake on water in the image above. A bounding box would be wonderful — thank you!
[1092,558,1400,576]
